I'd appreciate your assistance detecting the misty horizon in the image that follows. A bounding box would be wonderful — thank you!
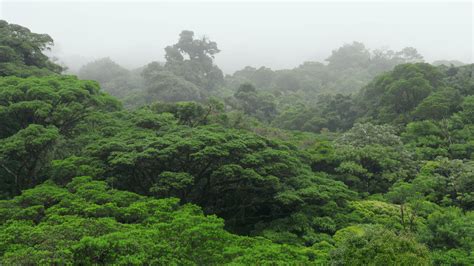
[1,1,472,74]
[1,2,474,263]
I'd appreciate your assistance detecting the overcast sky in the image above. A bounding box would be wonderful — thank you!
[1,1,472,73]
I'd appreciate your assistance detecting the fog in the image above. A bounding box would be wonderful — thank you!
[1,1,472,73]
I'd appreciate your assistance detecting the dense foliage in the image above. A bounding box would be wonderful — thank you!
[1,21,473,265]
[0,177,315,264]
[0,20,63,77]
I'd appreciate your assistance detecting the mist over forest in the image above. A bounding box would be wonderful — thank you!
[0,1,473,265]
[2,1,472,73]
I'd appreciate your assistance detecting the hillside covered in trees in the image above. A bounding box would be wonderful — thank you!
[0,19,473,265]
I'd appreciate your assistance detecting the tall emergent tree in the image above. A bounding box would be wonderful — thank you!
[164,30,224,91]
[141,30,224,102]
